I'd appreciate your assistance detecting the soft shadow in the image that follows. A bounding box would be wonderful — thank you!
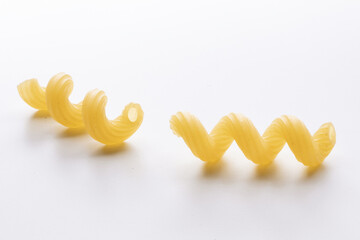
[303,164,326,179]
[58,127,87,138]
[32,110,50,118]
[25,110,56,144]
[253,162,278,180]
[202,160,225,177]
[92,143,131,157]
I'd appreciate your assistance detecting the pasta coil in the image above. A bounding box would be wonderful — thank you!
[17,72,143,145]
[170,112,336,167]
[82,89,144,145]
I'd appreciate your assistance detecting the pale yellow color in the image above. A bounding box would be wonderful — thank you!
[46,73,83,128]
[17,78,47,110]
[17,72,83,128]
[82,89,144,145]
[17,72,144,145]
[170,112,336,167]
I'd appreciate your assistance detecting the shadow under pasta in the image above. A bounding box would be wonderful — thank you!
[201,160,225,177]
[253,162,278,179]
[92,142,132,157]
[58,127,87,138]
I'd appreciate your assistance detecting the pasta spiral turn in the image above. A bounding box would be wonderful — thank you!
[170,112,336,167]
[82,89,144,145]
[18,73,83,127]
[17,72,143,145]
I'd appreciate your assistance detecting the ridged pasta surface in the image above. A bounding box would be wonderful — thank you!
[17,73,143,145]
[18,72,83,128]
[170,112,336,167]
[82,89,144,145]
[17,78,47,110]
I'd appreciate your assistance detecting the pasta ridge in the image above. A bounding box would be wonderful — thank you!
[170,112,336,167]
[17,72,143,145]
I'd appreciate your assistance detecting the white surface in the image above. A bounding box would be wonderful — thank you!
[1,1,359,239]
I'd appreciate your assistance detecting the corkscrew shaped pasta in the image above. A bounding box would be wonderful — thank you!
[17,78,47,110]
[18,73,144,145]
[82,89,144,145]
[17,72,83,128]
[170,112,336,167]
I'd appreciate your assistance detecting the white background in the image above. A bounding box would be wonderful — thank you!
[0,0,359,239]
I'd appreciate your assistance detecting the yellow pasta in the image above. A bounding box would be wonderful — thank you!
[18,73,144,145]
[82,89,144,145]
[46,73,83,128]
[170,112,336,167]
[17,78,47,110]
[17,72,83,128]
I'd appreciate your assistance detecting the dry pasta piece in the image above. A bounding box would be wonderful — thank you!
[170,112,336,167]
[18,73,144,145]
[17,72,83,128]
[46,73,83,128]
[82,89,144,145]
[17,78,47,110]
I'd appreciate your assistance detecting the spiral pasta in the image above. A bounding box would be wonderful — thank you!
[170,112,336,167]
[18,73,83,128]
[17,72,144,145]
[82,89,144,145]
[17,78,47,110]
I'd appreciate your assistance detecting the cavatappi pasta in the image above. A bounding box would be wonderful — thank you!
[170,112,336,167]
[18,73,143,145]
